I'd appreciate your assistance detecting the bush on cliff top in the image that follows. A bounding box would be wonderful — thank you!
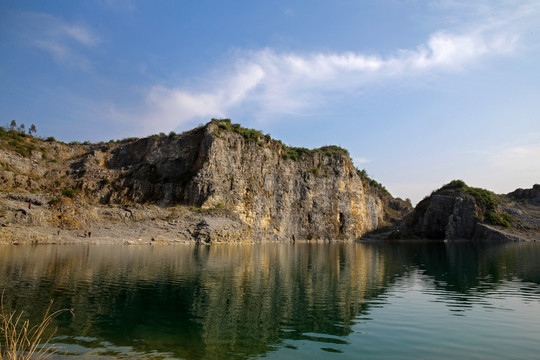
[437,180,513,228]
[211,118,266,143]
[357,168,390,196]
[211,118,350,162]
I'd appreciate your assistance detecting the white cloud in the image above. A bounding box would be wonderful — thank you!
[61,25,100,46]
[458,141,540,196]
[489,143,540,175]
[354,157,372,166]
[16,12,100,69]
[116,0,537,134]
[133,30,513,133]
[139,64,265,133]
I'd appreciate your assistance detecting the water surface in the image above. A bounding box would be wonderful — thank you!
[1,242,539,359]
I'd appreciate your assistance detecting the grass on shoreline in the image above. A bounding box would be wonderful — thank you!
[0,293,72,360]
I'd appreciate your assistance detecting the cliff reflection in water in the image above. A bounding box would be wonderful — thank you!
[0,242,539,359]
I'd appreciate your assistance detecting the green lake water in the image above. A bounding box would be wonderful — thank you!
[1,241,539,359]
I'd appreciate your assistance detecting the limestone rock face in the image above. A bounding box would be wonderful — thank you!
[399,181,540,242]
[0,121,399,241]
[507,185,540,205]
[180,123,384,240]
[445,195,478,239]
[411,193,478,240]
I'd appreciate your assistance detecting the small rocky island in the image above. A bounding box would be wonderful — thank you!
[0,119,538,244]
[390,180,540,242]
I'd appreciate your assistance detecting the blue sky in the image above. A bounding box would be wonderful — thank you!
[1,0,539,203]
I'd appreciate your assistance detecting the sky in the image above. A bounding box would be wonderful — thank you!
[1,0,539,204]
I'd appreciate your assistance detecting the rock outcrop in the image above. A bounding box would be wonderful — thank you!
[394,180,540,241]
[0,120,411,243]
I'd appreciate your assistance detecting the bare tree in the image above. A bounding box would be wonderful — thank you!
[29,124,37,135]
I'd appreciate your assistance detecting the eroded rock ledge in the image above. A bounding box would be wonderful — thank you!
[0,120,410,243]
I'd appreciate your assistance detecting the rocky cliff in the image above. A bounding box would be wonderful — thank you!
[0,120,410,243]
[393,180,540,241]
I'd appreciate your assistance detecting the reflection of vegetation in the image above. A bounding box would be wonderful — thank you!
[0,243,539,359]
[0,244,395,359]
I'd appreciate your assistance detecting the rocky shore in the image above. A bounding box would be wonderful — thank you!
[0,192,255,245]
[1,120,538,244]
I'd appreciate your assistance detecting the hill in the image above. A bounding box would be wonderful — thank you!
[391,180,540,241]
[0,120,411,243]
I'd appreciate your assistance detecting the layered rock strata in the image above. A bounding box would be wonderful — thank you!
[1,121,409,243]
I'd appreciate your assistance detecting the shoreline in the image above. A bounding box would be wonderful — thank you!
[1,193,538,245]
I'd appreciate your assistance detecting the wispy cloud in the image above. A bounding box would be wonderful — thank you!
[133,32,514,133]
[461,141,540,195]
[60,25,100,46]
[15,12,100,70]
[139,63,266,133]
[120,0,537,134]
[489,143,540,175]
[101,0,136,12]
[354,157,372,166]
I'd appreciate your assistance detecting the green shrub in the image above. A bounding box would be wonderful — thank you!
[440,179,467,191]
[485,210,513,228]
[215,202,225,209]
[211,119,265,143]
[211,119,350,162]
[283,146,310,161]
[61,188,76,198]
[317,145,350,157]
[357,168,389,195]
[437,180,515,227]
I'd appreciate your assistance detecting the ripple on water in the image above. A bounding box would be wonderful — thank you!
[2,243,540,360]
[52,336,180,360]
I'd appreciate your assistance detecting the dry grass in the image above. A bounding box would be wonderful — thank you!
[0,293,73,360]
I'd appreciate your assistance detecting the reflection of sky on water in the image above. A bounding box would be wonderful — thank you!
[1,242,540,360]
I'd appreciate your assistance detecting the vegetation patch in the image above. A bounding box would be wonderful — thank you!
[0,294,73,360]
[357,168,390,196]
[48,197,61,206]
[61,188,77,198]
[211,119,350,162]
[0,126,40,158]
[438,180,514,227]
[211,118,266,143]
[282,146,310,161]
[316,145,350,158]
